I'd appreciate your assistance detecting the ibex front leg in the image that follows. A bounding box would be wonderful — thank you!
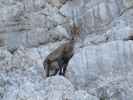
[62,64,67,76]
[58,59,65,76]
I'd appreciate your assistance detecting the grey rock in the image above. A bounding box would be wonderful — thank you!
[60,0,84,17]
[72,90,99,100]
[0,47,12,71]
[1,0,133,100]
[105,16,133,41]
[83,33,108,46]
[0,0,70,51]
[66,41,133,100]
[48,0,69,8]
[80,0,121,36]
[123,0,133,8]
[82,15,133,46]
[2,0,133,50]
[0,42,75,100]
[43,76,74,100]
[60,0,124,36]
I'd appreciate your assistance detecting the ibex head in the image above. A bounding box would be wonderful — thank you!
[70,9,81,41]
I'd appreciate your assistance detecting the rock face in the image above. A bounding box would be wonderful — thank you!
[43,76,74,100]
[105,16,133,41]
[1,0,133,100]
[0,46,45,100]
[66,41,133,100]
[60,0,133,37]
[0,0,133,50]
[0,42,99,100]
[82,15,133,46]
[0,0,70,52]
[71,90,99,100]
[0,42,61,99]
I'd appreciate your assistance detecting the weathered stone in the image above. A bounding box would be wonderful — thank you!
[66,41,133,100]
[1,0,133,100]
[48,0,66,8]
[72,90,99,100]
[0,47,12,71]
[105,16,133,41]
[43,76,74,100]
[123,0,133,8]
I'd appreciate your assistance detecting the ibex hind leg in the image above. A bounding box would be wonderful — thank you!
[43,60,50,77]
[45,64,50,77]
[51,68,59,76]
[50,61,60,76]
[58,59,65,76]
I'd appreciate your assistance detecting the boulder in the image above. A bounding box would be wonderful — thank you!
[72,90,99,100]
[2,75,75,100]
[43,76,74,100]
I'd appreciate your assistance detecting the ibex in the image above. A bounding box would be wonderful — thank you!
[43,10,81,77]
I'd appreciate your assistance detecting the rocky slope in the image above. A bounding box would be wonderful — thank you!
[0,0,133,100]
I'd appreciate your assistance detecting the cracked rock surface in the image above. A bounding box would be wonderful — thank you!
[0,0,133,100]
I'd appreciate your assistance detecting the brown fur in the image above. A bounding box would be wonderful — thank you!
[71,24,80,40]
[43,10,80,77]
[43,40,74,77]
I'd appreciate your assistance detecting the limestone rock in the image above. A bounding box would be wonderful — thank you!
[72,90,99,100]
[0,47,44,100]
[80,0,121,36]
[66,41,133,100]
[105,16,133,41]
[0,42,75,100]
[43,76,74,100]
[48,25,69,42]
[83,33,108,46]
[60,0,84,17]
[123,0,133,8]
[60,0,122,36]
[48,0,67,8]
[1,1,133,100]
[0,47,12,71]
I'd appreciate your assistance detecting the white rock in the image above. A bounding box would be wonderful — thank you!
[22,0,46,12]
[60,2,73,17]
[66,41,133,99]
[0,45,75,100]
[105,17,133,41]
[0,47,45,100]
[0,47,12,71]
[72,90,99,100]
[44,76,74,100]
[123,0,133,8]
[106,26,131,41]
[83,33,108,45]
[48,0,65,8]
[48,25,69,42]
[80,0,120,35]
